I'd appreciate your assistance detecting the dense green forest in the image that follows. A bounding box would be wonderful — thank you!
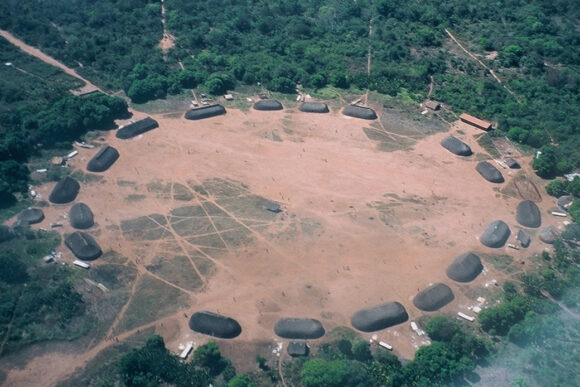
[0,227,87,355]
[0,36,129,203]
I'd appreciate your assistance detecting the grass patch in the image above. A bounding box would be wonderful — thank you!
[70,170,104,184]
[146,255,204,291]
[476,133,501,159]
[125,194,146,202]
[115,274,189,334]
[130,95,191,114]
[481,253,516,273]
[310,86,341,101]
[82,264,138,346]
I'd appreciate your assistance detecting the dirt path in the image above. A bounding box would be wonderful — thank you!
[444,28,521,103]
[541,290,580,320]
[0,28,100,93]
[158,0,175,53]
[367,15,373,77]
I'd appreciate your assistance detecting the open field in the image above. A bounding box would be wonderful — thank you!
[3,101,570,384]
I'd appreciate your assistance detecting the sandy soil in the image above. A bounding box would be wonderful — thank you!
[3,102,569,385]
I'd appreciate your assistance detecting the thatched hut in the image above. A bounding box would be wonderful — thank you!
[288,341,309,357]
[87,145,119,172]
[539,226,560,244]
[184,104,227,120]
[254,99,283,111]
[343,105,377,120]
[516,200,541,228]
[440,136,472,156]
[481,220,511,248]
[476,161,504,183]
[69,203,94,229]
[413,283,455,312]
[188,311,241,339]
[65,231,102,260]
[557,195,574,212]
[18,207,44,225]
[49,177,80,204]
[274,318,325,340]
[116,117,158,139]
[351,302,408,332]
[505,158,520,169]
[446,253,483,282]
[299,102,329,113]
[517,230,531,248]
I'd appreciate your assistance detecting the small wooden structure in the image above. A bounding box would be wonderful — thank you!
[424,100,441,111]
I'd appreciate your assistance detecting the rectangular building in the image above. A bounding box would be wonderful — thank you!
[460,113,492,131]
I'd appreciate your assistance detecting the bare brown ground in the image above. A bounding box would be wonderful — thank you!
[4,107,568,385]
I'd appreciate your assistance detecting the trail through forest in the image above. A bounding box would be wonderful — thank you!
[444,29,521,103]
[0,29,100,94]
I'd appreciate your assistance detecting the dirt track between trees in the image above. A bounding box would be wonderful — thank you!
[0,28,100,93]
